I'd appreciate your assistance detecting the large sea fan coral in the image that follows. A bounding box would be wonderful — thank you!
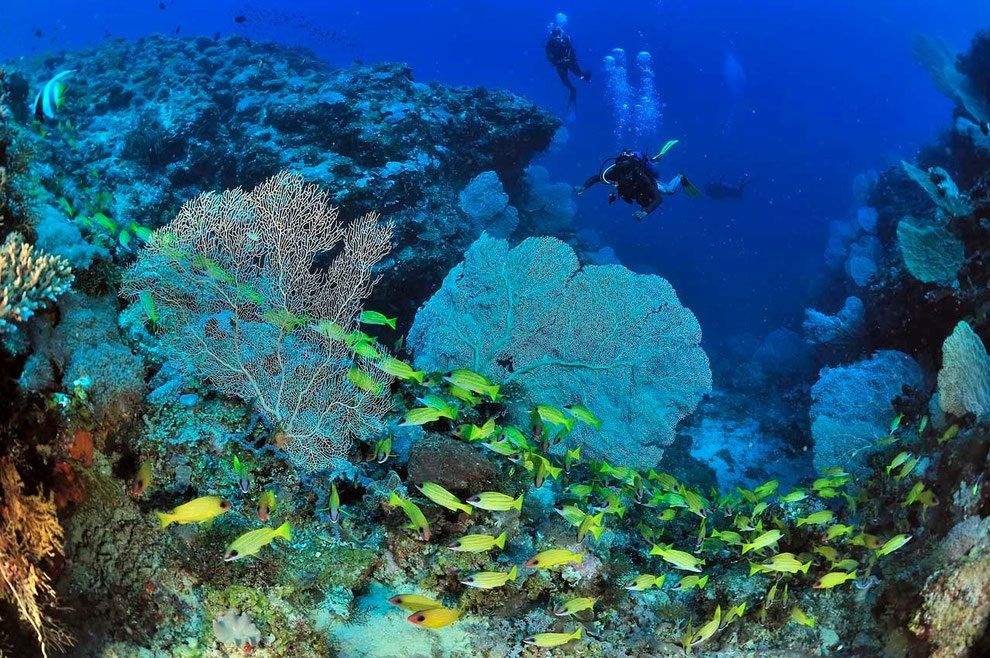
[123,172,394,470]
[408,233,712,468]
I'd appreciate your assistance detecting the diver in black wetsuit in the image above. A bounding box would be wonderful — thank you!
[704,175,752,200]
[546,25,591,116]
[575,141,701,220]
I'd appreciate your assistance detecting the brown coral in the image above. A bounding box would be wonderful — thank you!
[0,458,72,657]
[0,232,74,333]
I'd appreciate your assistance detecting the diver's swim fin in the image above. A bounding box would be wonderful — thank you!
[652,139,679,162]
[681,174,702,199]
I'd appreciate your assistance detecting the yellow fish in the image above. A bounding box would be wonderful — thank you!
[676,574,709,592]
[418,482,473,515]
[447,532,507,553]
[377,358,425,383]
[796,510,834,527]
[467,491,524,512]
[741,529,783,555]
[460,565,518,589]
[388,491,431,541]
[156,496,231,528]
[524,627,582,648]
[359,310,397,330]
[525,548,584,569]
[554,597,597,616]
[825,524,854,540]
[224,521,291,561]
[389,593,442,612]
[790,606,816,628]
[407,607,461,629]
[625,574,664,591]
[564,404,602,428]
[749,552,811,575]
[876,534,911,557]
[650,545,705,572]
[813,570,857,589]
[130,459,153,496]
[444,370,500,400]
[778,489,807,503]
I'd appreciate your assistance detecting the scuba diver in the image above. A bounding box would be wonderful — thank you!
[545,20,591,118]
[575,140,701,220]
[704,174,752,200]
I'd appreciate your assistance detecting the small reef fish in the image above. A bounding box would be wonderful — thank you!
[156,496,232,528]
[257,490,276,523]
[790,606,816,628]
[676,574,709,592]
[525,548,584,569]
[650,545,705,572]
[528,454,562,488]
[813,570,857,589]
[885,451,912,475]
[34,69,75,122]
[448,531,507,552]
[813,545,839,563]
[481,438,517,457]
[711,529,742,546]
[457,418,497,442]
[938,424,960,444]
[444,369,500,401]
[373,437,392,464]
[564,404,602,428]
[460,565,518,589]
[407,607,461,629]
[779,489,808,503]
[796,510,834,527]
[419,394,459,420]
[564,446,581,472]
[328,482,341,523]
[554,597,597,616]
[625,574,664,591]
[347,367,384,395]
[139,291,158,325]
[377,357,425,383]
[741,529,783,555]
[400,407,445,426]
[577,511,605,542]
[689,605,720,647]
[448,384,481,406]
[825,524,854,540]
[418,481,472,515]
[232,455,251,493]
[388,492,431,541]
[875,534,911,557]
[555,504,587,527]
[359,310,397,330]
[524,627,582,648]
[467,491,524,512]
[351,341,382,359]
[749,553,811,575]
[389,593,442,612]
[224,521,291,561]
[129,460,153,496]
[535,405,575,431]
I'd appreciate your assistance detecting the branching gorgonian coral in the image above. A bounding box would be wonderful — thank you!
[123,172,394,470]
[0,458,71,657]
[0,232,74,334]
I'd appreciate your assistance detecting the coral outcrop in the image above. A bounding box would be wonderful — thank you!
[0,232,73,334]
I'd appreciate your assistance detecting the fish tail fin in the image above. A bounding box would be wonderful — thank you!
[389,491,402,507]
[562,417,575,432]
[741,542,753,555]
[411,370,426,384]
[459,503,473,515]
[156,511,173,529]
[588,525,604,541]
[850,570,858,579]
[275,521,292,542]
[386,317,397,330]
[699,575,709,588]
[748,562,762,576]
[513,494,524,511]
[572,627,583,639]
[508,565,518,581]
[575,552,585,564]
[494,531,507,549]
[800,561,811,574]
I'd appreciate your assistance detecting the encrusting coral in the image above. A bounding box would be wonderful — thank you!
[0,232,73,334]
[123,171,394,470]
[0,458,71,657]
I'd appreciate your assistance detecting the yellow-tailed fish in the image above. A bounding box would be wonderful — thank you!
[467,491,524,512]
[400,407,444,426]
[564,404,602,428]
[418,481,472,515]
[347,367,384,395]
[938,424,960,444]
[790,606,816,628]
[482,438,517,457]
[232,454,252,493]
[535,405,574,431]
[444,369,500,400]
[258,490,276,523]
[564,446,581,472]
[750,553,811,575]
[875,534,911,557]
[388,491,431,541]
[723,602,747,626]
[754,480,779,499]
[525,548,584,569]
[389,593,442,612]
[311,320,347,341]
[825,524,854,540]
[796,510,834,527]
[813,545,839,562]
[751,501,769,517]
[328,482,341,523]
[501,426,533,450]
[779,489,808,503]
[555,504,587,527]
[711,529,743,546]
[460,565,517,589]
[458,418,497,442]
[448,531,507,552]
[850,532,882,549]
[448,384,481,406]
[139,291,158,325]
[577,511,605,542]
[625,574,664,591]
[377,357,425,383]
[373,436,393,464]
[530,454,562,488]
[567,482,593,498]
[682,487,707,518]
[893,456,919,480]
[890,413,904,432]
[156,496,231,528]
[813,570,857,589]
[224,521,291,561]
[676,574,709,592]
[741,529,783,555]
[351,340,382,359]
[129,459,153,496]
[833,558,859,571]
[524,627,582,648]
[650,546,705,572]
[419,394,458,419]
[554,597,597,616]
[359,310,397,330]
[657,508,677,522]
[407,607,461,629]
[690,605,721,647]
[886,451,912,476]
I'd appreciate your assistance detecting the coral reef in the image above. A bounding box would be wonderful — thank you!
[0,232,73,334]
[123,173,394,470]
[408,233,712,468]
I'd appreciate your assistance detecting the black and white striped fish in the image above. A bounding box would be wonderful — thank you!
[33,69,75,122]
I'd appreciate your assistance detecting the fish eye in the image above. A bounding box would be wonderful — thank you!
[414,614,424,622]
[229,550,238,557]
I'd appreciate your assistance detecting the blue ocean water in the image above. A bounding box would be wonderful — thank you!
[2,0,988,343]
